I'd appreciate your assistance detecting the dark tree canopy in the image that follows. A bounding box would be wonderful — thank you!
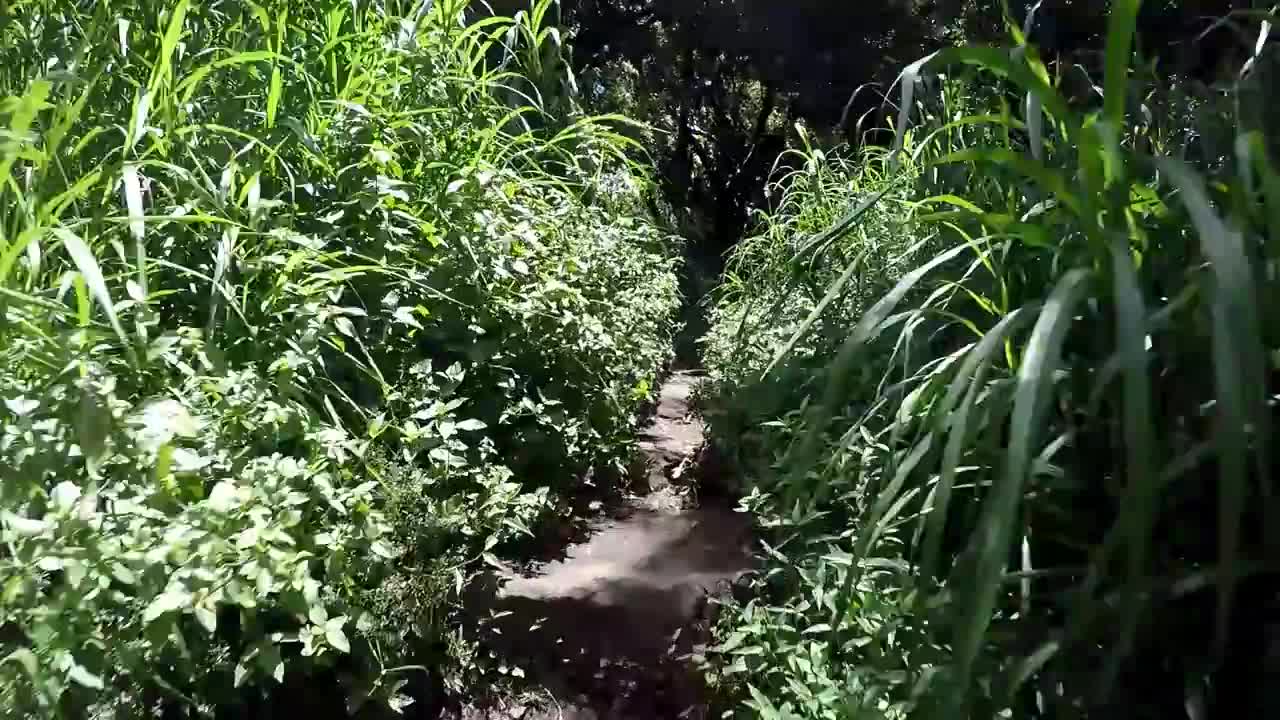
[531,0,950,253]
[505,0,1255,254]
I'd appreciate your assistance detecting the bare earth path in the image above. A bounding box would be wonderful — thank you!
[461,371,751,719]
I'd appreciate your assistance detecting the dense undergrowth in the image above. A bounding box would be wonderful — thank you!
[0,0,679,716]
[702,4,1279,719]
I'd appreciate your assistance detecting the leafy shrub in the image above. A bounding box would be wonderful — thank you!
[703,5,1280,719]
[0,0,679,716]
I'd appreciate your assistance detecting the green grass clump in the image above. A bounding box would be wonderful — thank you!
[702,5,1280,718]
[0,0,679,716]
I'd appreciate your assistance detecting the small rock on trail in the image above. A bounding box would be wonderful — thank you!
[462,372,751,719]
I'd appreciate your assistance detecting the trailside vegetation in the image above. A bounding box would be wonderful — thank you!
[0,0,679,716]
[701,3,1279,718]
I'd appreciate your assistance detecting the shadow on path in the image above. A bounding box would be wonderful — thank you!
[459,373,752,720]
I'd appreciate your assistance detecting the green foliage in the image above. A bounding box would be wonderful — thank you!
[703,6,1280,719]
[0,0,679,716]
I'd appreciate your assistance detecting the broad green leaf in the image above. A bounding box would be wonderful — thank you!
[747,684,782,720]
[143,589,190,623]
[1,512,50,537]
[2,648,39,679]
[208,481,240,513]
[0,81,51,184]
[4,396,39,416]
[150,0,192,94]
[67,664,104,690]
[325,626,350,653]
[50,481,81,513]
[195,603,217,633]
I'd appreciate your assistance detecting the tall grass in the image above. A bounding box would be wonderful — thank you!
[703,4,1279,718]
[0,0,679,716]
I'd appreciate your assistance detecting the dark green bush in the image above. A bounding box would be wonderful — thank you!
[0,0,678,715]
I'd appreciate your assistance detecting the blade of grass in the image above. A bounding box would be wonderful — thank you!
[921,304,1037,584]
[949,267,1090,710]
[760,248,867,379]
[1158,156,1267,660]
[781,242,970,508]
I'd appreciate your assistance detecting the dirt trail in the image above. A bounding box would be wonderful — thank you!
[462,372,751,719]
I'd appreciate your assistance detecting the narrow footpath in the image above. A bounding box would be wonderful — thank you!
[460,371,752,719]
